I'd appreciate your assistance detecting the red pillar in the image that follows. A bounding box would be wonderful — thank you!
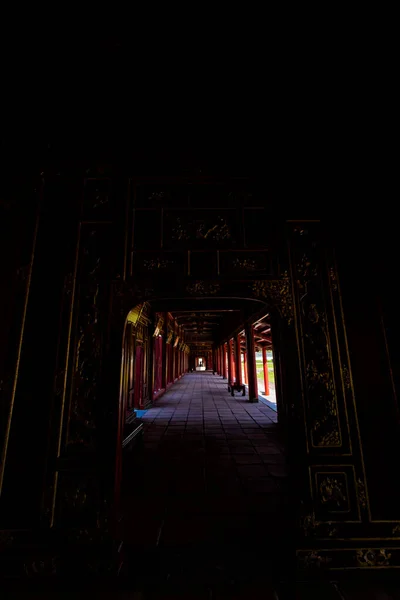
[222,344,227,379]
[243,350,248,384]
[245,323,258,402]
[169,344,173,383]
[227,339,233,385]
[235,334,242,385]
[262,346,269,395]
[174,346,177,380]
[161,314,168,389]
[229,339,235,383]
[217,346,221,375]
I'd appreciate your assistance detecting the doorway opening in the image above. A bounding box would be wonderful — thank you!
[195,356,206,370]
[117,296,290,587]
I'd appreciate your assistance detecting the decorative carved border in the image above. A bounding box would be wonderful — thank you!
[297,547,400,571]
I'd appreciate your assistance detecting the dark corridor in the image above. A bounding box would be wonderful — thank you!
[119,372,290,595]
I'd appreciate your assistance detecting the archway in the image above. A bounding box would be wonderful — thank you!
[114,291,294,587]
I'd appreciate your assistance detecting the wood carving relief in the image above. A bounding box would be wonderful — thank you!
[302,513,337,538]
[252,272,293,325]
[294,244,341,448]
[67,228,107,450]
[297,548,400,571]
[298,551,332,569]
[317,474,349,512]
[143,257,174,270]
[186,281,220,296]
[69,288,101,448]
[356,478,367,513]
[233,258,257,271]
[356,548,391,567]
[165,210,236,248]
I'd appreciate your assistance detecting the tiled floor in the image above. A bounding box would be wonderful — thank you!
[120,372,290,596]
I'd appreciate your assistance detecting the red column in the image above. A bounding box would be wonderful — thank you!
[169,345,173,383]
[245,323,258,402]
[235,334,242,385]
[222,344,227,379]
[229,339,235,383]
[243,350,248,384]
[227,340,233,385]
[161,317,168,390]
[262,346,269,395]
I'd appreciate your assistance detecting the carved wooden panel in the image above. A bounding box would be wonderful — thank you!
[163,209,239,250]
[132,251,184,277]
[297,547,400,572]
[63,224,113,452]
[310,465,360,522]
[219,250,272,278]
[54,472,101,529]
[290,226,347,450]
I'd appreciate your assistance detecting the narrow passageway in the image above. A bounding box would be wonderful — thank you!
[120,372,290,595]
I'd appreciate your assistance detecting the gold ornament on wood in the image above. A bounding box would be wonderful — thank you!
[318,476,348,510]
[329,266,338,292]
[392,525,400,536]
[342,365,351,390]
[252,272,293,325]
[143,258,173,270]
[186,281,220,296]
[233,258,257,271]
[356,548,391,567]
[299,551,332,569]
[357,478,367,512]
